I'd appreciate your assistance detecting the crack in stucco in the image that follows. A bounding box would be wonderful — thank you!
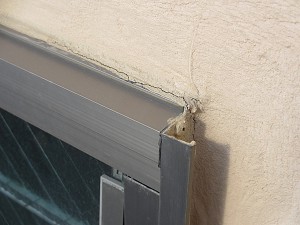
[188,14,201,99]
[51,40,202,109]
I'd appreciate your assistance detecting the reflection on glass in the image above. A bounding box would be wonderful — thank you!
[0,108,112,225]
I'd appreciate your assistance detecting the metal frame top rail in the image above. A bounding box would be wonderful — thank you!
[0,25,182,191]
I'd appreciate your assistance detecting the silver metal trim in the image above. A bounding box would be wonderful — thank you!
[124,176,159,225]
[159,110,196,225]
[0,26,182,191]
[100,175,124,225]
[159,134,196,225]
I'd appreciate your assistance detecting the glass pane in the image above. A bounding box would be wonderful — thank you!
[0,108,115,225]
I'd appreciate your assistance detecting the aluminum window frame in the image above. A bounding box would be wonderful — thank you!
[0,26,196,225]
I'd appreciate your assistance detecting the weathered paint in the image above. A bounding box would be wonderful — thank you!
[1,1,299,224]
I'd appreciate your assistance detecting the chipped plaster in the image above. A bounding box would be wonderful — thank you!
[1,0,300,224]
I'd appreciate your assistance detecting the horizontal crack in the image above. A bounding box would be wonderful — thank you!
[51,41,201,109]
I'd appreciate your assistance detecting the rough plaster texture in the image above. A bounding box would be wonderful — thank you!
[1,0,300,224]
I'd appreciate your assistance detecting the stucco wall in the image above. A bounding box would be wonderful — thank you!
[1,0,300,224]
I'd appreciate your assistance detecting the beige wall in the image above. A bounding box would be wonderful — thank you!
[1,0,300,224]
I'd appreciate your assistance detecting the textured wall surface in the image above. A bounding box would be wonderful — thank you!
[1,0,300,224]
